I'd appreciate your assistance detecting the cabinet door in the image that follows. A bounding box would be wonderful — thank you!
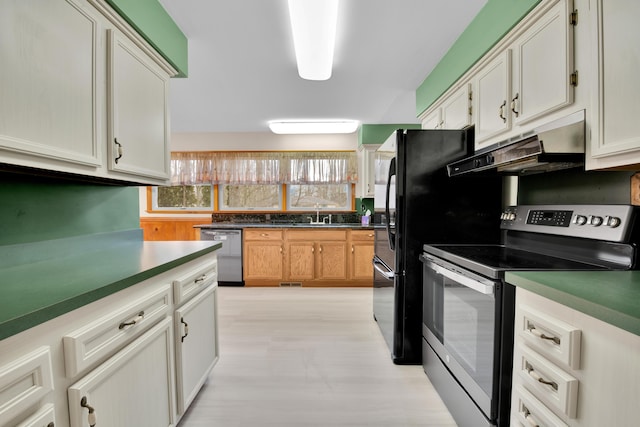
[0,0,100,171]
[357,144,380,198]
[421,108,442,129]
[243,241,283,280]
[441,84,471,129]
[286,242,315,281]
[351,241,374,280]
[107,29,170,183]
[68,318,175,427]
[511,0,574,126]
[175,285,219,416]
[474,50,512,149]
[588,0,640,163]
[317,242,348,280]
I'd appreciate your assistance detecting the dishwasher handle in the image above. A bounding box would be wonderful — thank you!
[372,257,394,280]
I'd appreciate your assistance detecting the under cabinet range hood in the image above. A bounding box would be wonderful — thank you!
[447,110,585,176]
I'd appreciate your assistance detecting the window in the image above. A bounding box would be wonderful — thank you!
[219,184,282,211]
[152,185,213,211]
[287,184,350,210]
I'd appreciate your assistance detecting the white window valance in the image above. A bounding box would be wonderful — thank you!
[170,151,357,185]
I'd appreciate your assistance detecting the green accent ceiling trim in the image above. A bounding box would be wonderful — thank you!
[507,271,640,337]
[0,178,140,245]
[359,124,422,146]
[105,0,188,77]
[416,0,541,116]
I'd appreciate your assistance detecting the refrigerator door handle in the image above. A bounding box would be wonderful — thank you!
[386,156,396,251]
[372,257,394,280]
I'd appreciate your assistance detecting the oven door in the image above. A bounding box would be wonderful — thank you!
[420,253,501,420]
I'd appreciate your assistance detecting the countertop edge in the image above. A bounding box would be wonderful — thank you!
[506,272,640,337]
[0,242,222,341]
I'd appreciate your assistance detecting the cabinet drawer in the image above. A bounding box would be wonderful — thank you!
[515,345,579,418]
[244,229,283,241]
[287,230,347,241]
[15,404,55,427]
[518,304,581,369]
[63,284,171,377]
[350,230,375,241]
[0,347,54,426]
[512,385,568,427]
[173,257,218,305]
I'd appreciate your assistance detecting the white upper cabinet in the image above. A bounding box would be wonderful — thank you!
[473,50,512,150]
[511,0,575,126]
[107,30,170,182]
[441,83,472,129]
[0,0,176,185]
[421,108,442,130]
[0,0,101,172]
[586,0,640,169]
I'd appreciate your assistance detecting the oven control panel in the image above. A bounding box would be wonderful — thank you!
[500,204,636,242]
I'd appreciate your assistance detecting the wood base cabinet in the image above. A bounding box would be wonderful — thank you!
[244,228,373,287]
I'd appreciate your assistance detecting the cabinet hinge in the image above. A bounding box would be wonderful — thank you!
[570,10,578,26]
[570,70,578,86]
[468,106,473,117]
[468,90,473,101]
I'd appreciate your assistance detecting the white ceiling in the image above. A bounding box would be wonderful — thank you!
[158,0,487,133]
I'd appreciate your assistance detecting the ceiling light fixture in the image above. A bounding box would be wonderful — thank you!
[287,0,339,81]
[268,120,359,134]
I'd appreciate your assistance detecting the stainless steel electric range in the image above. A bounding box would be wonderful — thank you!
[419,204,639,427]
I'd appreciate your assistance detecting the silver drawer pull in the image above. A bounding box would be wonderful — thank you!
[526,365,558,391]
[529,325,561,345]
[181,317,189,342]
[118,311,145,330]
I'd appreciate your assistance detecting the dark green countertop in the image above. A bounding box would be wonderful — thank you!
[506,271,640,336]
[0,230,222,340]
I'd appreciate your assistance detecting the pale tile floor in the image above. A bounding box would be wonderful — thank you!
[178,286,457,427]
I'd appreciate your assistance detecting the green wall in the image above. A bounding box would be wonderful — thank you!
[106,0,188,77]
[359,124,422,146]
[0,176,140,246]
[416,0,541,115]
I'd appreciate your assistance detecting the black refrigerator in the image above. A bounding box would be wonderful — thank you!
[372,128,502,364]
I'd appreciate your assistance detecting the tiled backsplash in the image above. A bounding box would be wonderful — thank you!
[210,212,362,224]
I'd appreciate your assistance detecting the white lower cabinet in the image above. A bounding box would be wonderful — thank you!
[68,317,175,427]
[174,284,219,416]
[0,252,220,427]
[0,347,54,427]
[512,288,640,426]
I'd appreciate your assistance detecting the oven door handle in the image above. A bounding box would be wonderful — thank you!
[372,258,395,280]
[428,262,495,296]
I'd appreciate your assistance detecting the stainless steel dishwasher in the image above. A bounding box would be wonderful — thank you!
[200,229,243,285]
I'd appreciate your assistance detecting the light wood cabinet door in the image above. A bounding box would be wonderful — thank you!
[473,50,512,150]
[107,29,170,184]
[68,317,175,427]
[351,242,374,280]
[286,242,316,281]
[243,241,284,281]
[0,0,101,172]
[586,0,640,169]
[511,0,574,127]
[317,241,348,281]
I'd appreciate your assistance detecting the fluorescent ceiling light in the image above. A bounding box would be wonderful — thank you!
[287,0,339,81]
[269,120,359,134]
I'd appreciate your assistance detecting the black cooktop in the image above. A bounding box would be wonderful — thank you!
[423,244,608,279]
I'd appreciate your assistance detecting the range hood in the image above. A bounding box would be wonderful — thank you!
[447,110,585,176]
